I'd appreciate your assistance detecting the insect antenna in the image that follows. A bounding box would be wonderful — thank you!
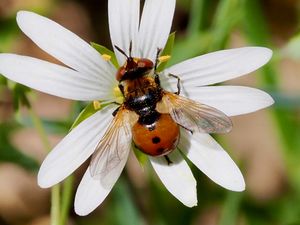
[114,45,130,59]
[129,41,133,58]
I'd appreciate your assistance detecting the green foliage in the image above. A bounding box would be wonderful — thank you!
[108,178,143,225]
[157,32,176,72]
[70,102,101,130]
[19,116,71,135]
[209,0,241,51]
[91,42,119,68]
[218,192,243,225]
[1,1,300,225]
[0,123,39,171]
[12,83,31,110]
[0,75,7,86]
[170,32,210,64]
[187,0,206,36]
[132,143,148,167]
[0,17,19,52]
[0,76,31,111]
[242,0,271,47]
[243,0,300,191]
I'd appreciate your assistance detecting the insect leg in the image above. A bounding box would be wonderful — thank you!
[112,106,121,117]
[118,84,125,95]
[179,124,193,134]
[154,74,161,86]
[168,73,181,95]
[164,155,173,165]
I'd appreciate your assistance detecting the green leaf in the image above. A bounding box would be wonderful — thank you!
[242,0,300,192]
[70,102,111,131]
[109,178,143,225]
[209,0,241,51]
[91,42,119,68]
[157,32,176,72]
[0,17,19,52]
[70,102,100,130]
[0,123,39,171]
[187,0,206,36]
[19,116,71,135]
[170,32,210,65]
[12,83,31,110]
[132,143,148,167]
[0,75,7,86]
[218,192,243,225]
[242,0,271,47]
[59,175,75,225]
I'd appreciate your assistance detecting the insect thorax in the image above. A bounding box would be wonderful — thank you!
[122,76,163,119]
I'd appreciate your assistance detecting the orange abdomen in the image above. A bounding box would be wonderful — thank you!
[132,114,179,156]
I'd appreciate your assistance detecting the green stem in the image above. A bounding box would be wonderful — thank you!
[242,0,299,186]
[51,185,61,225]
[29,108,51,151]
[29,108,61,225]
[218,192,243,225]
[210,0,241,51]
[59,175,74,225]
[187,0,206,36]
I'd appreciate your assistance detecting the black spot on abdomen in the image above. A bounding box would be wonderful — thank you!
[152,136,161,144]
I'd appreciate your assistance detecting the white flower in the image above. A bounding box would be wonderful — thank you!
[0,0,274,216]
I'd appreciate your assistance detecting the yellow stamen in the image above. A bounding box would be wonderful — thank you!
[102,54,111,61]
[93,101,101,110]
[158,55,171,63]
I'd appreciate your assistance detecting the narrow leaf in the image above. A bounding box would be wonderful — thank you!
[0,75,7,86]
[157,32,176,72]
[132,143,148,167]
[12,83,31,110]
[0,123,39,171]
[110,178,143,225]
[70,102,101,130]
[91,42,119,68]
[218,192,243,225]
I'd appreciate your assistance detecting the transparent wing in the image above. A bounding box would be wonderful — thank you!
[159,92,232,134]
[89,106,137,187]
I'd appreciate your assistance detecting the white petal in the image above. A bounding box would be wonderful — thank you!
[108,0,140,65]
[164,47,272,86]
[184,86,274,116]
[0,54,115,101]
[38,105,116,188]
[150,151,197,207]
[75,151,129,216]
[179,131,245,192]
[17,11,115,84]
[138,0,176,62]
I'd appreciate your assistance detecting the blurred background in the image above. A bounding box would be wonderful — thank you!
[0,0,300,225]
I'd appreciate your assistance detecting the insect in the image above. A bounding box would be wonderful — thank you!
[89,43,232,181]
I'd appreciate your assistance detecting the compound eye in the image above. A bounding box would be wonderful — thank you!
[137,58,154,69]
[116,66,126,81]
